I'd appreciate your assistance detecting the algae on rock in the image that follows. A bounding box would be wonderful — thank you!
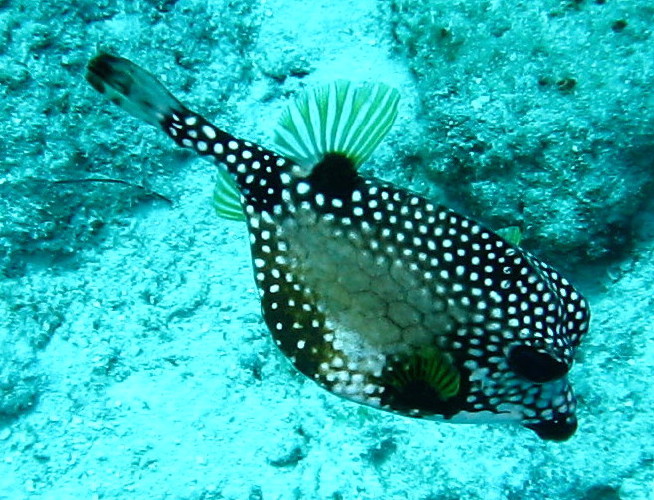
[383,0,654,267]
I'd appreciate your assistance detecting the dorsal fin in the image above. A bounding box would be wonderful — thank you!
[212,166,245,221]
[273,81,400,170]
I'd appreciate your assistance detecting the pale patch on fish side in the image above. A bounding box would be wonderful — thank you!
[273,202,463,408]
[444,407,522,424]
[279,206,458,355]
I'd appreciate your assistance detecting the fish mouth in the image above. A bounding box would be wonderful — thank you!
[525,416,578,442]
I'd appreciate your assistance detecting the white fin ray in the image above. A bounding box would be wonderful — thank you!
[273,80,400,169]
[212,166,245,221]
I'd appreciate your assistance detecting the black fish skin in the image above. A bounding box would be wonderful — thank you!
[87,55,590,441]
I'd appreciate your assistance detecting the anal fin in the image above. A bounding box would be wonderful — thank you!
[213,166,245,221]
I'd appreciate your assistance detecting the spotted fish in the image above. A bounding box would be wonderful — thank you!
[86,54,590,441]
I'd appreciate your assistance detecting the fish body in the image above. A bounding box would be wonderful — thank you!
[87,55,590,441]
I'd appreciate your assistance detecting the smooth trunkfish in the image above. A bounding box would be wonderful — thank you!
[86,54,590,441]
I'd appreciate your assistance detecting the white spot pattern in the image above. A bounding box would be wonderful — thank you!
[156,104,588,440]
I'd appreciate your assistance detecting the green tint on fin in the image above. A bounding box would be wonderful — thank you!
[497,226,522,246]
[212,167,245,221]
[388,346,460,401]
[273,81,400,169]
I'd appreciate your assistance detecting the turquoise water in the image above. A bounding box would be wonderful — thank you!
[1,0,653,498]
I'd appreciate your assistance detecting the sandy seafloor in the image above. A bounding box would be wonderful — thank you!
[1,0,653,499]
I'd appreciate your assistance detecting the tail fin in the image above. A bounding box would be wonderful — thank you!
[86,54,285,220]
[86,54,186,128]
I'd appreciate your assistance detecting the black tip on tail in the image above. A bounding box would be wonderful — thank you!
[86,54,129,95]
[85,53,186,128]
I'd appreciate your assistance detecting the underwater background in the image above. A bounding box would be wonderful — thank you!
[1,0,653,498]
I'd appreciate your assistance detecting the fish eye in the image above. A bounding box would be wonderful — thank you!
[507,345,569,383]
